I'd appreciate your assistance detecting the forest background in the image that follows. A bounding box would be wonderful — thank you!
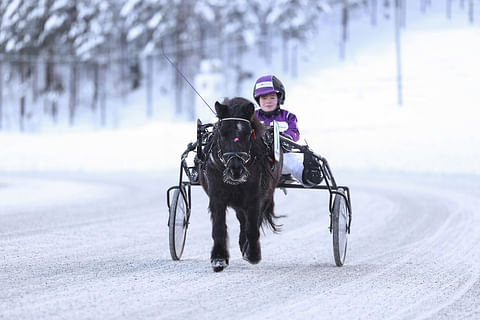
[1,0,476,132]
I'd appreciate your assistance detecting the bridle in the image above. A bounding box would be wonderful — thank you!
[212,117,257,169]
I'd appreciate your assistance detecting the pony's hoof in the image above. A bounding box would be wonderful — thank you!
[211,259,228,272]
[242,252,261,264]
[242,242,261,264]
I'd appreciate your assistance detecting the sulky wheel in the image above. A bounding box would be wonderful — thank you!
[169,188,190,260]
[332,188,348,267]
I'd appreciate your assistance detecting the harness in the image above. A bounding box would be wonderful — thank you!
[206,117,257,172]
[199,117,278,180]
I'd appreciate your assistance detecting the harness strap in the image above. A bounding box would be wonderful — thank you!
[220,117,251,124]
[209,152,226,171]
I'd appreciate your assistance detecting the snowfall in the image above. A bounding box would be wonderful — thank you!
[1,4,480,320]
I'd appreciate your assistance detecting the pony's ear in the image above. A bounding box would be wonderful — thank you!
[215,101,228,119]
[242,102,255,120]
[247,102,255,117]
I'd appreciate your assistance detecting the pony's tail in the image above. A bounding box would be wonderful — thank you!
[261,198,285,233]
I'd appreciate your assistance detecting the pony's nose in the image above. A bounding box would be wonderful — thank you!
[228,158,245,179]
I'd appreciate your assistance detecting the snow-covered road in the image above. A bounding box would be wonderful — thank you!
[1,171,480,319]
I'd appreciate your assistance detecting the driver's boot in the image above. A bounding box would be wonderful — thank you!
[302,152,323,187]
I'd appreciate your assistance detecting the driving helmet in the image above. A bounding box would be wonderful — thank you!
[253,75,285,105]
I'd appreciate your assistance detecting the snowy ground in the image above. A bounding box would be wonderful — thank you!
[1,6,480,320]
[2,171,480,319]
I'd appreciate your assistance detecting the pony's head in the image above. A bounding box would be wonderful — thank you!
[214,97,257,185]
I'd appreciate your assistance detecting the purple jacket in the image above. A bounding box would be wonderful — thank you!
[255,108,300,142]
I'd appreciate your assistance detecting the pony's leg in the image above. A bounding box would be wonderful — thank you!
[242,204,262,264]
[235,209,247,254]
[210,200,229,272]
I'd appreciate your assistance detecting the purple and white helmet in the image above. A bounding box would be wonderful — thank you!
[253,75,285,105]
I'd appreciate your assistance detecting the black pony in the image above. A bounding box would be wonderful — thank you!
[199,97,283,272]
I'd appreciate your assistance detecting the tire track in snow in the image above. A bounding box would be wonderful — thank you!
[1,172,480,319]
[258,174,480,319]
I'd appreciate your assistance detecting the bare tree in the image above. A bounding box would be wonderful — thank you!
[19,62,26,131]
[69,61,78,126]
[0,3,3,130]
[283,31,290,72]
[0,59,3,130]
[146,55,153,118]
[395,0,403,106]
[447,0,453,19]
[421,0,432,13]
[370,0,378,25]
[468,0,474,23]
[174,2,187,116]
[44,56,61,122]
[92,61,99,112]
[340,0,349,60]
